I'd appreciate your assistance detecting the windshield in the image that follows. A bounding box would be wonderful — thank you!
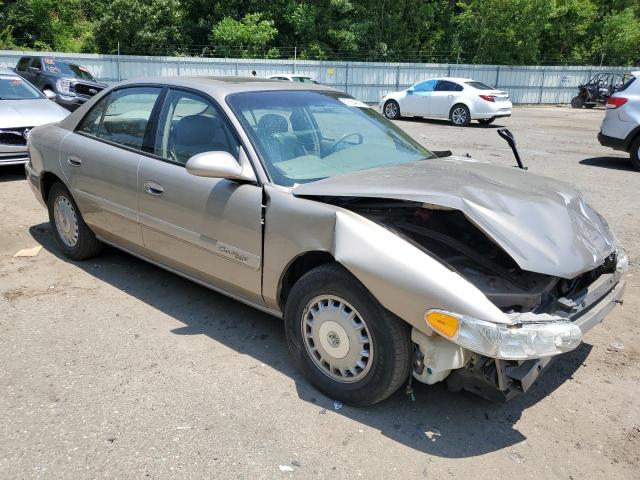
[465,81,494,90]
[228,90,434,186]
[0,75,42,100]
[42,58,96,80]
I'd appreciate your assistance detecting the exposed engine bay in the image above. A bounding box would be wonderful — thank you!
[333,198,618,315]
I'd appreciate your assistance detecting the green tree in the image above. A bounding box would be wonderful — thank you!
[93,0,184,55]
[211,12,278,57]
[594,7,640,66]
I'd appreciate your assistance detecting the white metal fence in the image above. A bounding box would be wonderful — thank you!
[0,50,629,104]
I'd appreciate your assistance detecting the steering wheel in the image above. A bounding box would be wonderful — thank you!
[327,132,363,155]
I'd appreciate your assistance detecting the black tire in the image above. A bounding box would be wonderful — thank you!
[570,96,585,108]
[47,182,103,260]
[630,136,640,171]
[284,263,412,406]
[585,103,596,109]
[478,118,495,125]
[383,100,401,120]
[449,104,471,126]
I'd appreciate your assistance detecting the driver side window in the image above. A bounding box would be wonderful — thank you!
[413,80,437,92]
[154,90,238,165]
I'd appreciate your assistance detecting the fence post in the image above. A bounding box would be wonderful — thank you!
[293,46,297,74]
[176,56,180,76]
[495,66,500,88]
[116,42,121,81]
[345,62,349,94]
[395,64,400,90]
[538,67,546,104]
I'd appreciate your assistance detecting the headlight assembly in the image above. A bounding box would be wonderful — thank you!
[425,309,582,360]
[56,79,71,94]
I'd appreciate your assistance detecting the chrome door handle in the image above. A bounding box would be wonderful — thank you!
[144,181,164,196]
[448,95,453,98]
[67,155,82,167]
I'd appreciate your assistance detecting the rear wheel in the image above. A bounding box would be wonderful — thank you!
[450,104,471,127]
[383,100,401,120]
[571,96,585,108]
[478,118,495,125]
[630,137,640,171]
[47,182,103,260]
[585,103,596,109]
[284,263,412,406]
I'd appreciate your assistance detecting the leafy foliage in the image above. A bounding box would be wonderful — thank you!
[1,0,638,65]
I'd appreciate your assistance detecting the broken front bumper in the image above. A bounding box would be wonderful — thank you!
[443,270,625,401]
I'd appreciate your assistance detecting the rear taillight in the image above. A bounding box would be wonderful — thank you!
[479,95,495,102]
[607,97,628,108]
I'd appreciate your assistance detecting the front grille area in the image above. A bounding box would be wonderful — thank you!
[74,83,103,97]
[0,128,29,146]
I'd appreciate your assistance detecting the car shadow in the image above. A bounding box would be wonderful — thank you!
[399,117,505,129]
[29,222,592,458]
[0,164,26,182]
[580,156,634,171]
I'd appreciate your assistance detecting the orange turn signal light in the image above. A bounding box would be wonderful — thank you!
[425,311,459,338]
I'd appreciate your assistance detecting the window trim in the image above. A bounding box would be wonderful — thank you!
[150,86,242,167]
[74,84,165,157]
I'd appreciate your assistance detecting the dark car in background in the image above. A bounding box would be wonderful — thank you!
[14,56,107,111]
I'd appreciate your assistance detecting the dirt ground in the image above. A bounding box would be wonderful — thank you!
[1,106,639,479]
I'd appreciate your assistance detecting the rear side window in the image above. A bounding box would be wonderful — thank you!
[95,87,161,151]
[618,76,636,92]
[435,80,463,92]
[77,95,111,136]
[16,57,31,71]
[465,81,494,90]
[31,58,42,70]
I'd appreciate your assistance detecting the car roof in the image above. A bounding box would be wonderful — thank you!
[0,68,19,75]
[117,76,335,96]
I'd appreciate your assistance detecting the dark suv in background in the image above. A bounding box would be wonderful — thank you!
[14,56,107,111]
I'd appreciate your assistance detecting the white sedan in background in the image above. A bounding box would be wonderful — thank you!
[268,74,320,84]
[380,77,512,126]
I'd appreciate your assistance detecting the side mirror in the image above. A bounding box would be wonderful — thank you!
[185,151,256,182]
[43,89,56,100]
[406,88,414,95]
[28,66,40,76]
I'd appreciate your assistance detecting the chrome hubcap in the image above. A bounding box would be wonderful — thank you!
[301,295,373,383]
[452,107,467,124]
[385,102,398,118]
[53,195,79,247]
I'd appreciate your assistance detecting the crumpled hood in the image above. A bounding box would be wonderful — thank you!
[293,158,616,279]
[1,99,69,128]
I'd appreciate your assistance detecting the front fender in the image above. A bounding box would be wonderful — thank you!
[332,210,510,334]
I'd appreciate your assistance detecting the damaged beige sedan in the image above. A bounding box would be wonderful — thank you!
[25,78,627,405]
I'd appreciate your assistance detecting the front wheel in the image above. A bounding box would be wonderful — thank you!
[284,264,412,406]
[47,182,103,260]
[383,100,401,120]
[450,104,471,126]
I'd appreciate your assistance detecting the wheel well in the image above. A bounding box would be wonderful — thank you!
[278,251,335,309]
[450,102,469,115]
[41,172,63,203]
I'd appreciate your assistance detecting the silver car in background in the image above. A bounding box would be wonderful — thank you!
[1,69,69,166]
[598,71,640,170]
[25,77,625,405]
